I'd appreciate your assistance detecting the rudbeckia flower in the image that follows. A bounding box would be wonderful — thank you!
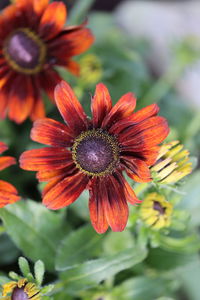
[0,0,94,123]
[151,141,192,184]
[20,81,169,233]
[2,278,40,300]
[140,193,173,229]
[0,141,20,208]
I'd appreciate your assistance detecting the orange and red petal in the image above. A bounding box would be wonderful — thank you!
[33,0,49,16]
[103,176,129,232]
[54,81,88,136]
[0,142,8,154]
[8,75,34,124]
[122,156,152,183]
[102,92,136,129]
[20,147,73,171]
[37,164,76,182]
[31,118,74,147]
[39,2,67,40]
[91,83,112,128]
[121,119,169,150]
[0,156,16,171]
[50,28,94,59]
[43,172,89,209]
[0,180,20,208]
[39,68,62,101]
[115,171,141,205]
[89,177,109,234]
[119,116,167,143]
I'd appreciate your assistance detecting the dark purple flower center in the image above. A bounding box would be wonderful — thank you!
[4,28,46,74]
[7,31,40,69]
[72,130,119,176]
[153,201,166,215]
[11,287,28,300]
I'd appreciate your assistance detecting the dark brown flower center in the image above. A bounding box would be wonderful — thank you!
[11,287,28,300]
[72,130,119,176]
[153,201,166,215]
[3,28,46,74]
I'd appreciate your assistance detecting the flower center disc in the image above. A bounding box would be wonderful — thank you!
[4,28,46,74]
[11,287,28,300]
[72,130,119,176]
[153,201,166,215]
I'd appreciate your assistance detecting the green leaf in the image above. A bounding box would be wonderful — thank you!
[56,225,103,271]
[18,257,31,278]
[111,276,177,300]
[34,260,45,286]
[103,230,135,255]
[0,234,19,265]
[59,247,147,294]
[40,284,54,295]
[0,200,66,271]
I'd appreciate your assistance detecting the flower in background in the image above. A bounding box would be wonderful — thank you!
[0,0,94,123]
[0,141,19,208]
[20,81,169,233]
[79,54,102,86]
[2,278,40,300]
[151,141,192,184]
[140,192,173,229]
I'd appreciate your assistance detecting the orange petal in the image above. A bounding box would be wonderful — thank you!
[39,69,62,101]
[39,2,67,40]
[89,177,109,234]
[8,76,34,124]
[20,147,73,171]
[122,157,152,183]
[102,92,136,129]
[54,81,88,136]
[33,0,48,16]
[31,118,74,147]
[43,172,88,209]
[0,156,16,171]
[104,176,129,232]
[0,180,20,208]
[0,142,8,154]
[37,165,75,182]
[91,83,112,128]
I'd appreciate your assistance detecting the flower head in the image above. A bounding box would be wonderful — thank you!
[0,141,20,208]
[151,141,192,184]
[20,81,169,233]
[79,54,102,86]
[140,192,173,229]
[0,0,94,123]
[1,278,40,300]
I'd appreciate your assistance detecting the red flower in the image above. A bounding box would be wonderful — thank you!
[20,81,169,233]
[0,0,94,123]
[0,142,20,208]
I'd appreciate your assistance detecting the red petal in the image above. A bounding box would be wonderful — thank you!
[39,2,67,40]
[89,177,109,234]
[122,147,160,166]
[109,103,159,135]
[102,92,136,129]
[43,172,88,209]
[0,156,16,171]
[115,172,141,205]
[0,142,8,154]
[31,118,74,147]
[54,81,88,136]
[20,147,73,171]
[49,28,94,58]
[91,83,112,128]
[104,176,129,232]
[119,116,167,143]
[30,78,45,121]
[0,180,20,208]
[8,76,34,123]
[37,165,76,182]
[39,69,62,101]
[122,156,152,183]
[64,60,80,76]
[33,0,48,16]
[121,119,169,149]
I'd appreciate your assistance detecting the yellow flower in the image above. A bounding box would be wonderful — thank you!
[151,141,192,184]
[140,193,173,229]
[79,54,102,85]
[1,278,40,300]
